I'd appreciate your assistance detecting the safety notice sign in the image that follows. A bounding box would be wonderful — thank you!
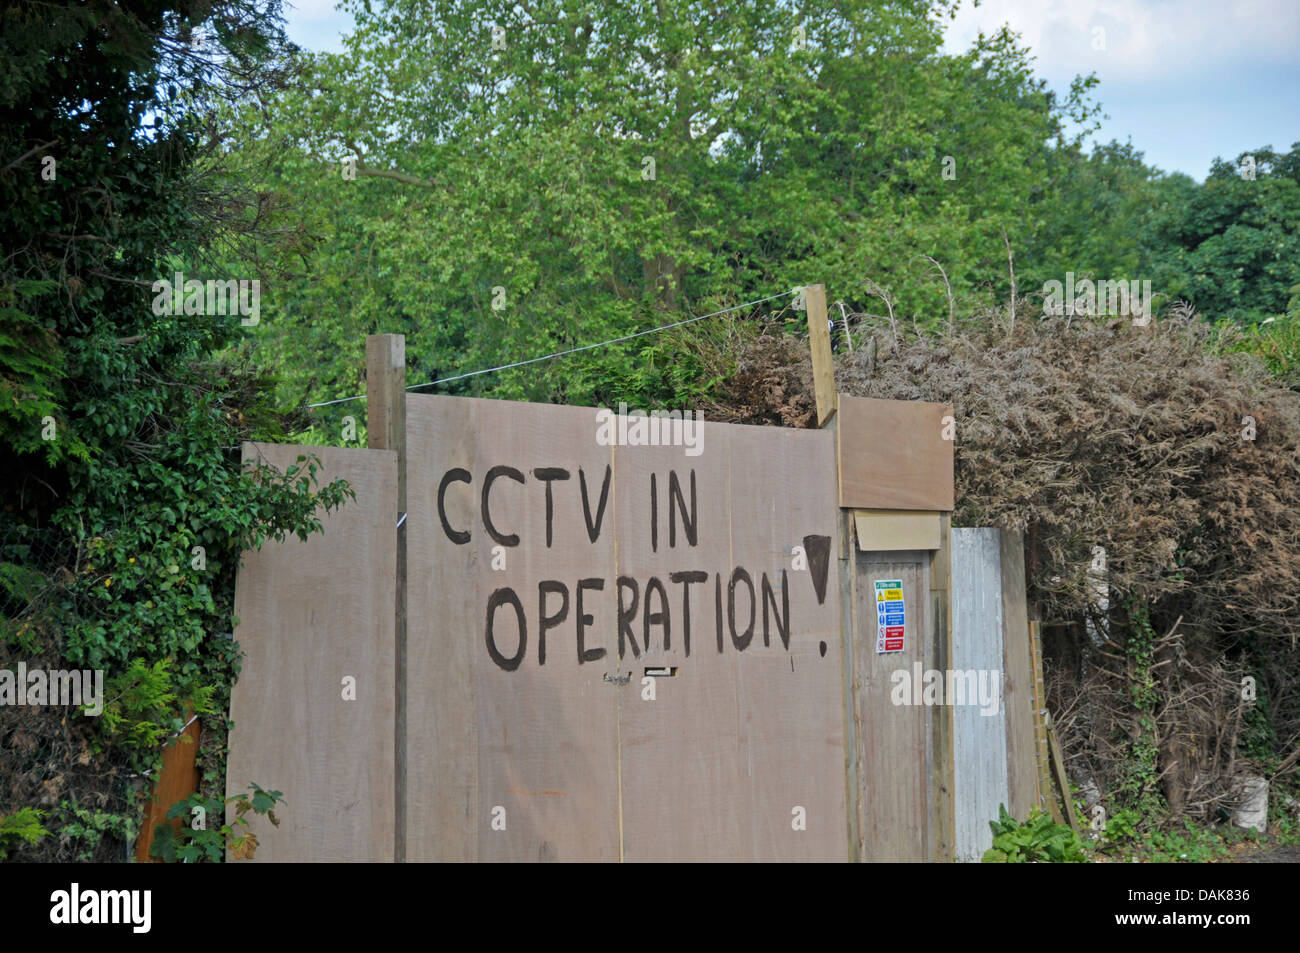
[874,579,905,653]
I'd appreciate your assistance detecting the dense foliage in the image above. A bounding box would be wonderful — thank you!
[207,0,1103,424]
[202,1,1300,421]
[0,0,350,861]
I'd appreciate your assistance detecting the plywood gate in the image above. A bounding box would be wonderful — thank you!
[222,318,1039,863]
[405,397,846,861]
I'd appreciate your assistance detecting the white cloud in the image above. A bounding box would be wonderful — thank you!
[940,0,1300,84]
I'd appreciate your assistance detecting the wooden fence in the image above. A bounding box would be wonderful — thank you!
[218,285,1037,862]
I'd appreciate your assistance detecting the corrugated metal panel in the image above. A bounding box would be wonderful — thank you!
[951,528,1009,862]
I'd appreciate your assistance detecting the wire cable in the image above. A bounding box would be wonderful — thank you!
[305,290,795,409]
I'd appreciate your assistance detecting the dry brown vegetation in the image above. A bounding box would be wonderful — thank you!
[708,307,1300,824]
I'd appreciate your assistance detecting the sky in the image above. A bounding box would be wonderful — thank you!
[281,0,1300,182]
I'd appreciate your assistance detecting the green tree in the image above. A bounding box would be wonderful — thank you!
[213,0,1100,415]
[1147,143,1300,323]
[1019,139,1184,292]
[1,0,349,859]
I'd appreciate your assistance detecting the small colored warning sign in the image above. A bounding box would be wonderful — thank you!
[874,579,905,653]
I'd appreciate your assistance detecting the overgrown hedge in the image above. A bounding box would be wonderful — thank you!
[710,305,1300,827]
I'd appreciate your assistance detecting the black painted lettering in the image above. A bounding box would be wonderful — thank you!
[482,465,525,546]
[728,567,755,651]
[485,587,526,671]
[617,576,641,659]
[642,576,670,652]
[761,571,790,650]
[714,572,724,653]
[532,468,570,548]
[579,465,612,543]
[668,470,697,548]
[537,580,569,666]
[437,468,472,544]
[576,578,607,663]
[650,472,658,553]
[669,571,707,658]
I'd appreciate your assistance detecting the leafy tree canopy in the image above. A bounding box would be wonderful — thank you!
[214,0,1102,416]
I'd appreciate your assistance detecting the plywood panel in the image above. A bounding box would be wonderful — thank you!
[853,509,942,551]
[405,397,478,861]
[226,443,396,862]
[838,396,954,511]
[406,396,620,862]
[728,424,846,861]
[617,422,846,862]
[407,395,845,861]
[950,528,1010,862]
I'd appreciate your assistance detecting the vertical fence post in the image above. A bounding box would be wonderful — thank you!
[133,713,201,862]
[367,334,407,863]
[929,513,955,860]
[806,284,836,427]
[807,283,858,860]
[1028,621,1059,820]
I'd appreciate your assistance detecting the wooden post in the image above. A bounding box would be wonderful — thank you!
[807,283,856,859]
[367,334,407,863]
[928,512,955,861]
[133,714,201,862]
[830,410,860,862]
[1028,620,1060,821]
[1046,712,1080,833]
[806,284,836,427]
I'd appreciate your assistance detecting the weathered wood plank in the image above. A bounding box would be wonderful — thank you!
[806,283,836,427]
[1000,529,1038,820]
[366,334,407,861]
[853,551,932,861]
